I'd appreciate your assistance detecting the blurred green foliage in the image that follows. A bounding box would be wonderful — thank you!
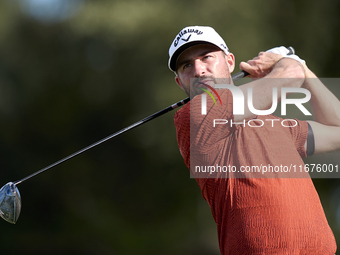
[0,0,339,254]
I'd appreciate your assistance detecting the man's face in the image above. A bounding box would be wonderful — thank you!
[175,44,235,97]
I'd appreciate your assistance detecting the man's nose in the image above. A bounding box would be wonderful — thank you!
[193,60,206,77]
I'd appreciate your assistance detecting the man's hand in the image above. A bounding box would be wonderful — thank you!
[235,47,306,122]
[239,52,283,78]
[239,46,305,79]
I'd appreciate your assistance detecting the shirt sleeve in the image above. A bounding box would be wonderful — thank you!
[286,119,308,158]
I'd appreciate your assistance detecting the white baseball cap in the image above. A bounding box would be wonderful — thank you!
[168,26,229,72]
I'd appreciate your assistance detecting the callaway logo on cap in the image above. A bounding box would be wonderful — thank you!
[168,26,229,72]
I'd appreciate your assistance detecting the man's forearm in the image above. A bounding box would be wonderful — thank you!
[236,58,305,122]
[303,66,340,126]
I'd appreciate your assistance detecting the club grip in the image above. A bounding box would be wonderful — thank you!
[287,46,295,55]
[231,70,249,81]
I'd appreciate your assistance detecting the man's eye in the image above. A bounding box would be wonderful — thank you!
[183,63,191,70]
[203,55,212,60]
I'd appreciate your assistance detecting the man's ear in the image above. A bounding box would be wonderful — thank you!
[226,53,235,73]
[175,76,184,90]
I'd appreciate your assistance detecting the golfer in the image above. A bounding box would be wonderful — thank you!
[169,26,339,254]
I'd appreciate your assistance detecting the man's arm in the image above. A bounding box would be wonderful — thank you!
[237,49,340,154]
[236,53,305,122]
[303,66,340,154]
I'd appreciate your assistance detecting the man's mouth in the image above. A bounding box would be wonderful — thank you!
[195,82,206,89]
[195,79,214,88]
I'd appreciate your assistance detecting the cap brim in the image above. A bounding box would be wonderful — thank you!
[169,41,217,72]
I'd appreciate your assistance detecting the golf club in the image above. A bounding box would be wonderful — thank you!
[0,47,295,224]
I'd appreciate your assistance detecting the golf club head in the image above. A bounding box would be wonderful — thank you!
[0,182,21,224]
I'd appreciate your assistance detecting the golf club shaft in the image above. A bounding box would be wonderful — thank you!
[13,47,295,185]
[13,71,244,185]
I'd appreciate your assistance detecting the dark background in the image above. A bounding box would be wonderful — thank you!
[0,0,339,254]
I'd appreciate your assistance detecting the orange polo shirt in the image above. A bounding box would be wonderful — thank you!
[174,89,336,254]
